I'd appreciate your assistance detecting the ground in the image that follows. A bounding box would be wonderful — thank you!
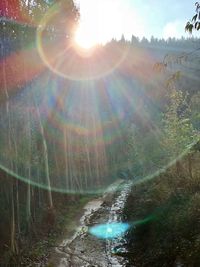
[48,180,131,267]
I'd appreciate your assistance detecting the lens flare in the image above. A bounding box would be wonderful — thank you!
[75,25,96,49]
[0,13,199,194]
[36,3,130,81]
[89,223,130,239]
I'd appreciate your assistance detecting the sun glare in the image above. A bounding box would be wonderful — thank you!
[75,0,145,48]
[75,26,97,49]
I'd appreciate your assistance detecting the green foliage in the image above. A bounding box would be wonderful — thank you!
[162,88,196,159]
[185,2,200,33]
[190,92,200,130]
[124,151,200,266]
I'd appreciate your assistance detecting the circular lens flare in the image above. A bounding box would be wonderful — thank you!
[36,3,130,81]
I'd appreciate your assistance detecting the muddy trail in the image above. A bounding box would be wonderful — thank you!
[49,180,132,267]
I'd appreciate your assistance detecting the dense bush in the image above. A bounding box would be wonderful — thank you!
[124,152,200,266]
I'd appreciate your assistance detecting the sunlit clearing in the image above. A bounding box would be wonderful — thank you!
[89,223,130,239]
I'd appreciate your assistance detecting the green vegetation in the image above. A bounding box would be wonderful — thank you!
[186,2,200,33]
[124,149,200,266]
[0,1,200,266]
[123,5,200,265]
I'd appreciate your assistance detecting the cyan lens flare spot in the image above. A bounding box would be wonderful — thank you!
[89,223,130,239]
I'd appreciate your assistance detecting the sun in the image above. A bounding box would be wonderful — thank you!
[74,0,145,49]
[75,25,97,49]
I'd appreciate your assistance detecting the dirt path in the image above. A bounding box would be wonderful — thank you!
[48,180,132,267]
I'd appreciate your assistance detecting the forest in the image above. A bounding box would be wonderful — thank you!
[0,0,200,266]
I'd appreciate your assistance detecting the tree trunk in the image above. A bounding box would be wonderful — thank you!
[10,182,18,255]
[188,153,193,179]
[176,160,181,177]
[35,103,53,208]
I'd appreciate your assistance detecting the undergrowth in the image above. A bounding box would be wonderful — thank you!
[124,152,200,267]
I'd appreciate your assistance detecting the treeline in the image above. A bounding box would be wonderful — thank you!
[105,32,200,52]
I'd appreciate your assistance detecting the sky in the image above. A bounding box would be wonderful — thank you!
[75,0,198,46]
